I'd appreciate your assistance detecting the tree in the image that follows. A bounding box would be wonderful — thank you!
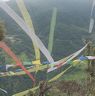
[0,21,5,41]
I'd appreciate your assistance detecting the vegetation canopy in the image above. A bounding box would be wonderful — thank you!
[0,22,5,41]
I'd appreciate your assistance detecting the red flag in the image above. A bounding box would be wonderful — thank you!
[0,41,35,82]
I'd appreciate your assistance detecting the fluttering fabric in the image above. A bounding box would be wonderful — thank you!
[0,88,8,94]
[0,2,54,63]
[47,54,74,72]
[32,60,41,65]
[48,65,72,82]
[16,0,40,62]
[78,55,88,61]
[79,55,95,60]
[89,0,95,33]
[89,18,94,33]
[48,8,57,54]
[47,44,88,72]
[86,56,95,60]
[0,41,35,82]
[32,60,41,72]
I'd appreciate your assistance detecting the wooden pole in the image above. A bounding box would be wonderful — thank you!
[39,81,51,96]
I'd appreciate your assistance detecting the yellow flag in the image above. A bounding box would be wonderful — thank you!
[32,60,41,72]
[9,71,16,75]
[48,65,72,82]
[72,60,80,66]
[16,0,40,62]
[32,60,41,65]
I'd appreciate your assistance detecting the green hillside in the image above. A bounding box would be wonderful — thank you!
[0,0,91,61]
[0,0,95,96]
